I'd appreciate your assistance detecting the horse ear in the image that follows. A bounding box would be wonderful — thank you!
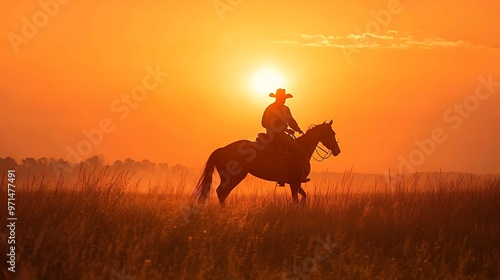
[322,121,326,124]
[328,120,333,125]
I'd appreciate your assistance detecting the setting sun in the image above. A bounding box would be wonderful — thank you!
[250,67,286,96]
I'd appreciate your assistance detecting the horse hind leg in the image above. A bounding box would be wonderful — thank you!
[216,172,247,205]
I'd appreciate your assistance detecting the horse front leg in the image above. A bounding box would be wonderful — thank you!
[289,182,301,204]
[298,187,307,204]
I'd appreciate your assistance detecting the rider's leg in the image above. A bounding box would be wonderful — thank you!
[280,135,310,183]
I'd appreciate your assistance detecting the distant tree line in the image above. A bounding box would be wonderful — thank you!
[0,155,191,179]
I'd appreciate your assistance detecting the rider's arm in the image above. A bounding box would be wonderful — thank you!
[285,106,302,133]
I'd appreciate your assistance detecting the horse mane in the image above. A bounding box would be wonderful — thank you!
[295,122,327,140]
[306,124,317,132]
[306,122,327,133]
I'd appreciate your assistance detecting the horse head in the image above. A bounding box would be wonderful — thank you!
[315,120,341,156]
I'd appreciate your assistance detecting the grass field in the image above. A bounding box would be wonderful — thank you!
[2,169,499,279]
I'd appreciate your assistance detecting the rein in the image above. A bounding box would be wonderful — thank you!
[313,145,332,162]
[297,133,334,162]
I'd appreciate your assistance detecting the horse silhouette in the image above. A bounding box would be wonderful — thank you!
[194,120,341,204]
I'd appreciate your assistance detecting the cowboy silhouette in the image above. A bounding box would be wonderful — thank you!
[262,88,310,185]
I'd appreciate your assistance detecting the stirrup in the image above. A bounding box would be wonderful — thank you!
[302,178,311,183]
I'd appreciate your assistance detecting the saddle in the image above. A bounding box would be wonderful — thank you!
[255,133,306,158]
[256,133,285,151]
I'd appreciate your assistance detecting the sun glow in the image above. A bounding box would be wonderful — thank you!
[250,68,286,96]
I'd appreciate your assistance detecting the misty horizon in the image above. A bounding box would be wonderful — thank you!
[2,155,498,177]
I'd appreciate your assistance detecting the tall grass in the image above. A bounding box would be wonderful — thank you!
[2,169,499,279]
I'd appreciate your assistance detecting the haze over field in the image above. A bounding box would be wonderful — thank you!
[1,0,499,174]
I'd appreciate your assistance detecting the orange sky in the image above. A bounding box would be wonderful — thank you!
[1,0,499,174]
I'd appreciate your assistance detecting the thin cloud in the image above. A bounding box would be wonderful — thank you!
[275,31,473,50]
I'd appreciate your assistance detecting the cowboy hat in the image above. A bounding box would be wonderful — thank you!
[269,88,293,99]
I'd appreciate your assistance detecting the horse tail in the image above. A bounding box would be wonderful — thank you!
[194,148,221,202]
